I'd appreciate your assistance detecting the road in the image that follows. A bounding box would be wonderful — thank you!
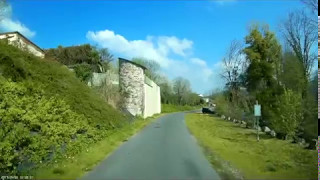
[81,112,220,180]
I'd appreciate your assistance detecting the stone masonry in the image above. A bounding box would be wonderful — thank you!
[119,58,146,116]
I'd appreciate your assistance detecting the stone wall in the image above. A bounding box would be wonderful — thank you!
[88,71,119,87]
[119,58,146,116]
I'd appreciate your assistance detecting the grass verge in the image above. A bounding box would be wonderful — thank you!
[185,113,317,180]
[33,113,165,179]
[161,104,201,113]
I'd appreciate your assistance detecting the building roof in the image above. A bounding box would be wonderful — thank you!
[0,31,45,54]
[118,58,148,70]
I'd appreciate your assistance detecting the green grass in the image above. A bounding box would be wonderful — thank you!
[33,113,165,179]
[185,113,317,180]
[161,103,201,113]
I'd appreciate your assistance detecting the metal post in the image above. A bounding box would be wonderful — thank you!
[256,100,259,142]
[257,116,259,142]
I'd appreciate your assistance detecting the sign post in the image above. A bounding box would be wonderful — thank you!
[254,100,261,142]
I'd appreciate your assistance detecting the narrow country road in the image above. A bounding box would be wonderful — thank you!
[81,112,220,180]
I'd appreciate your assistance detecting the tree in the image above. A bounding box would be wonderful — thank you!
[157,76,174,104]
[97,48,114,72]
[173,77,191,105]
[243,24,283,126]
[280,51,305,93]
[243,24,282,93]
[221,40,245,103]
[301,0,318,16]
[279,10,317,79]
[45,44,114,73]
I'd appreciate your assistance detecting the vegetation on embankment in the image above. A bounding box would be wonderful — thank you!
[161,104,201,113]
[0,41,127,174]
[185,113,317,180]
[33,113,164,179]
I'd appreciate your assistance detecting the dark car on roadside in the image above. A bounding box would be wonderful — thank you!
[202,107,215,114]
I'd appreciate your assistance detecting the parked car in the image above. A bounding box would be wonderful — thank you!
[202,107,215,114]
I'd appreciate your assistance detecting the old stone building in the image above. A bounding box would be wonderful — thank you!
[119,58,161,118]
[0,31,45,58]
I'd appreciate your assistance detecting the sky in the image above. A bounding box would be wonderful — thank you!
[0,0,309,94]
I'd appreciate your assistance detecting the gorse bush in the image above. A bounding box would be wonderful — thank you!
[0,41,127,174]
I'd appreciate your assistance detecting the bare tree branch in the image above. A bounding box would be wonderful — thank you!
[220,40,245,89]
[280,10,317,78]
[301,0,318,14]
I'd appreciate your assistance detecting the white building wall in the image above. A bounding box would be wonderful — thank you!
[143,76,161,118]
[0,33,45,58]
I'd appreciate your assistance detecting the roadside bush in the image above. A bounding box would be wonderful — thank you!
[214,93,229,116]
[270,89,303,140]
[0,79,100,174]
[73,63,93,83]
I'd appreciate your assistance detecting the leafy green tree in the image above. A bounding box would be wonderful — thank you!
[243,24,283,126]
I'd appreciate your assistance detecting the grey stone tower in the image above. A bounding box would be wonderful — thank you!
[119,58,146,116]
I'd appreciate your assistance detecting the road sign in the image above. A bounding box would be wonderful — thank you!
[254,104,261,117]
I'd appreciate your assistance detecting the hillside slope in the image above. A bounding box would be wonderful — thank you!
[0,41,126,174]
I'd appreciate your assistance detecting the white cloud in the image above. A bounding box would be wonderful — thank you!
[0,4,35,38]
[0,18,36,38]
[87,30,171,67]
[157,36,193,56]
[190,58,207,67]
[86,29,225,93]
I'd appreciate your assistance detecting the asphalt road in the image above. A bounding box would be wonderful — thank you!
[81,112,220,180]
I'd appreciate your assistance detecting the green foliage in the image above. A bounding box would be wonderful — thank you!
[33,114,163,179]
[243,25,281,93]
[243,25,283,127]
[0,79,97,174]
[270,89,303,139]
[45,44,114,74]
[73,63,93,82]
[0,41,127,173]
[280,52,306,93]
[45,44,99,66]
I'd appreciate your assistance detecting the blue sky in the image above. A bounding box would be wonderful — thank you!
[0,0,309,94]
